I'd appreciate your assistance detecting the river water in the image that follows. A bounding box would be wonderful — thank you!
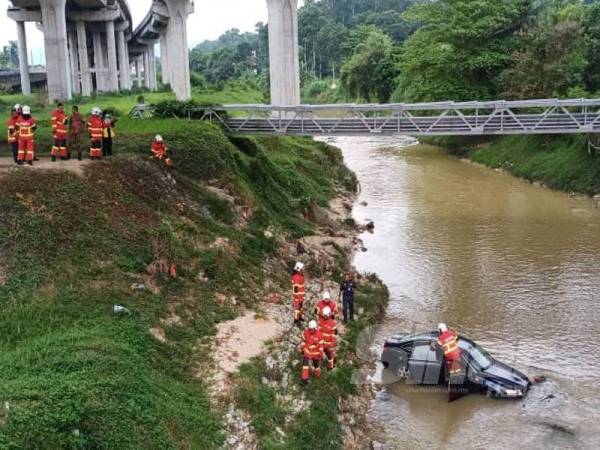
[330,137,600,449]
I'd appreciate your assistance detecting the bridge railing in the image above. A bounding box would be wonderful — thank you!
[132,99,600,136]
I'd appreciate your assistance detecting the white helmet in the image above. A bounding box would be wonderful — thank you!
[13,103,21,111]
[155,134,163,142]
[322,306,331,318]
[322,291,331,300]
[308,320,317,330]
[294,262,304,272]
[438,323,448,333]
[92,107,101,116]
[22,105,31,115]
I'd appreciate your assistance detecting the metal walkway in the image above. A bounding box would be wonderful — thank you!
[201,99,600,136]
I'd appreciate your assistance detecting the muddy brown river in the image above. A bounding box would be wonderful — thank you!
[330,137,600,449]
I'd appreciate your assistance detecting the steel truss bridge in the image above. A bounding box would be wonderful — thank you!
[199,99,600,136]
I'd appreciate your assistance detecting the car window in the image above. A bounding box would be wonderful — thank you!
[410,343,440,362]
[459,340,492,371]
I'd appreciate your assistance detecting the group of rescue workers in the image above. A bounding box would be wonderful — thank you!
[292,261,463,386]
[6,104,173,166]
[292,261,356,384]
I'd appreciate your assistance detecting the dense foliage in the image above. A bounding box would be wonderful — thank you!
[188,0,600,104]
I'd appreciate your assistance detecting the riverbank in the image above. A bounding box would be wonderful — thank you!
[426,135,600,197]
[220,192,389,449]
[0,116,389,448]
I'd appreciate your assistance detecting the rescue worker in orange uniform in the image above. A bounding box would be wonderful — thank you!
[87,107,103,159]
[150,135,173,166]
[291,261,306,324]
[51,103,68,161]
[436,323,463,376]
[300,319,323,384]
[319,306,338,370]
[315,291,339,319]
[16,105,36,166]
[7,104,20,163]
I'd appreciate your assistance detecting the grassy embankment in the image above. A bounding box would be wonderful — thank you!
[0,84,265,157]
[427,134,600,196]
[0,84,370,448]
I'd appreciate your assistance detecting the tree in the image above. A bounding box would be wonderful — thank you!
[393,0,531,102]
[500,3,588,99]
[341,29,398,102]
[583,2,600,92]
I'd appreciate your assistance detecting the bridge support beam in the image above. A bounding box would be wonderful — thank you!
[92,31,106,92]
[266,0,300,107]
[16,21,31,95]
[163,0,193,100]
[117,29,130,90]
[105,20,119,92]
[160,32,170,86]
[40,0,71,102]
[76,21,92,96]
[68,30,80,95]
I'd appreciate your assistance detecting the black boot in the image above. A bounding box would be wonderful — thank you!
[52,156,56,162]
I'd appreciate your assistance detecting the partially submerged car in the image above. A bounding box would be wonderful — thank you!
[380,332,531,399]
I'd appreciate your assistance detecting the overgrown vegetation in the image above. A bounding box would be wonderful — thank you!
[470,135,600,195]
[0,102,355,447]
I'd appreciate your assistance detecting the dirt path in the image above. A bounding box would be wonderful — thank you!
[0,156,91,176]
[212,305,286,392]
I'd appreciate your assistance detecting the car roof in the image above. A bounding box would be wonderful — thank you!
[386,331,477,347]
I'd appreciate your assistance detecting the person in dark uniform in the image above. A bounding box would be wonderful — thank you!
[338,272,356,323]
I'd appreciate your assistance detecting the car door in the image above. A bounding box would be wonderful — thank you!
[407,341,437,384]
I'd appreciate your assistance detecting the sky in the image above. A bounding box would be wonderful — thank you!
[0,0,287,65]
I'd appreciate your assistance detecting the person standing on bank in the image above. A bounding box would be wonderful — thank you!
[69,105,85,161]
[102,113,117,157]
[7,104,20,163]
[338,272,356,323]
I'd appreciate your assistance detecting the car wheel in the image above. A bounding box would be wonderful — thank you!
[486,388,497,399]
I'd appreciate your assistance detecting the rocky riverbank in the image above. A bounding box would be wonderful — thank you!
[209,188,389,449]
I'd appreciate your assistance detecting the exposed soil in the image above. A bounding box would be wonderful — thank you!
[212,306,285,392]
[0,156,92,176]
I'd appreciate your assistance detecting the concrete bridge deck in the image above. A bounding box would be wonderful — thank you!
[201,99,600,136]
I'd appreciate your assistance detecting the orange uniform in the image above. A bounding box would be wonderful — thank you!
[87,115,103,159]
[301,328,323,382]
[315,299,339,319]
[291,271,305,323]
[16,116,36,162]
[151,141,172,166]
[437,330,462,374]
[319,316,337,370]
[51,109,68,158]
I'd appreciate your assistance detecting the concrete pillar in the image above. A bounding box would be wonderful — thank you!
[105,20,119,92]
[92,31,105,92]
[134,58,141,88]
[148,45,157,90]
[76,21,92,96]
[266,0,300,106]
[160,32,169,86]
[164,0,193,100]
[124,45,131,89]
[143,50,149,88]
[16,21,31,95]
[68,30,81,95]
[116,29,129,90]
[40,0,72,102]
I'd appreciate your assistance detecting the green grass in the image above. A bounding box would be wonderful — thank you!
[470,135,600,195]
[0,105,354,448]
